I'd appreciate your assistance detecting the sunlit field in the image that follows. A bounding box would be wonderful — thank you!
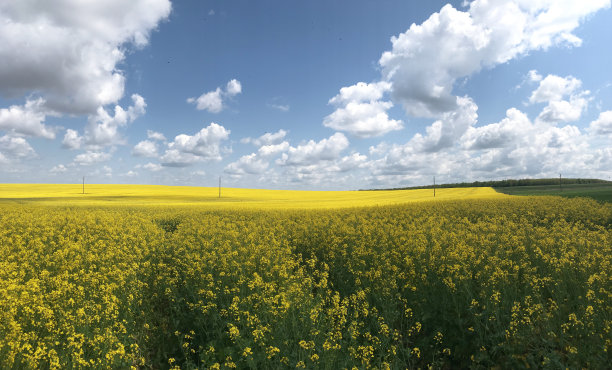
[0,185,610,368]
[0,183,506,208]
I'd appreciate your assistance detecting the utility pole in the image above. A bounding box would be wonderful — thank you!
[219,176,221,198]
[82,176,85,194]
[433,176,436,198]
[559,174,562,192]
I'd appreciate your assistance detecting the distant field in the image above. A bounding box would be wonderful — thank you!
[494,183,612,203]
[0,183,507,208]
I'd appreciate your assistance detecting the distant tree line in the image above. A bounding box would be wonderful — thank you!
[362,178,612,191]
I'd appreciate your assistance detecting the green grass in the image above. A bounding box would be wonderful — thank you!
[494,183,612,202]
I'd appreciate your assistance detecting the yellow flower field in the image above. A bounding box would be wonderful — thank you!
[0,185,609,368]
[0,183,506,208]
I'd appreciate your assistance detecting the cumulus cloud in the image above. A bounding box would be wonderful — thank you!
[0,98,56,139]
[528,70,543,83]
[50,164,68,173]
[0,0,171,115]
[187,88,223,113]
[589,111,612,135]
[527,73,589,124]
[273,151,369,187]
[330,153,369,173]
[147,130,166,141]
[62,129,83,150]
[83,94,147,148]
[187,79,242,113]
[160,122,231,167]
[277,133,349,166]
[74,151,112,165]
[410,97,478,152]
[159,150,201,167]
[225,79,242,96]
[462,108,531,150]
[241,129,288,146]
[367,101,599,188]
[225,153,269,175]
[323,81,403,138]
[0,135,36,159]
[377,0,609,118]
[258,141,290,157]
[536,97,588,123]
[529,74,582,103]
[142,162,163,172]
[132,140,158,157]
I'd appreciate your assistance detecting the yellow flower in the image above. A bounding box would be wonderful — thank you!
[266,346,280,359]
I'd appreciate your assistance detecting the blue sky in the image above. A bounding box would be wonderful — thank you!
[1,0,611,189]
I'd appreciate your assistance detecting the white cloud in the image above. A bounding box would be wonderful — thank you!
[528,74,589,123]
[529,71,590,123]
[225,132,354,181]
[62,129,83,150]
[377,0,609,118]
[528,70,543,82]
[277,133,349,166]
[187,79,242,113]
[241,129,288,146]
[258,141,290,157]
[331,153,368,173]
[589,111,612,135]
[142,162,163,172]
[462,108,531,150]
[0,135,36,158]
[324,81,403,138]
[275,151,369,187]
[147,130,166,141]
[268,103,290,112]
[410,96,478,152]
[226,79,242,96]
[536,96,588,123]
[0,0,171,115]
[159,150,201,167]
[187,88,223,113]
[84,94,147,148]
[50,164,68,173]
[367,103,600,187]
[225,153,269,175]
[329,81,390,106]
[160,122,231,167]
[529,74,582,103]
[369,142,391,157]
[132,140,158,157]
[74,151,112,165]
[0,98,56,139]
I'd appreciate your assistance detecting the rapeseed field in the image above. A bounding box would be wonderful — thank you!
[0,186,610,368]
[0,183,504,208]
